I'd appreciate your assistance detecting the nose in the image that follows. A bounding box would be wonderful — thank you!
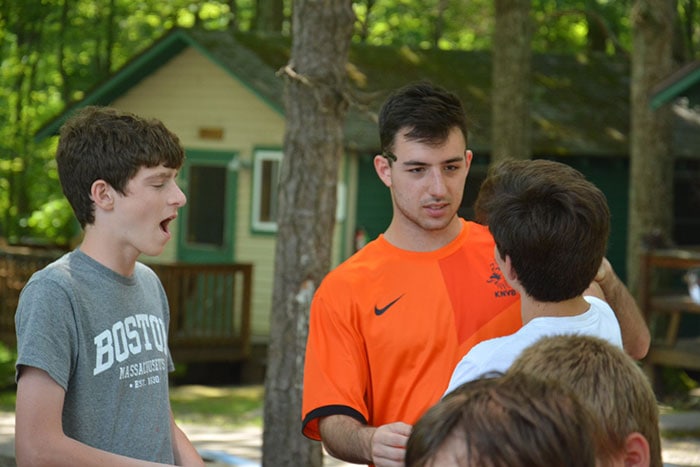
[428,168,448,197]
[172,183,187,207]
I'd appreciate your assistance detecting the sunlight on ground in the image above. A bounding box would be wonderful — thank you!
[170,384,264,401]
[169,384,264,428]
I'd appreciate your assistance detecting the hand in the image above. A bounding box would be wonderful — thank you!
[369,422,412,467]
[594,257,612,285]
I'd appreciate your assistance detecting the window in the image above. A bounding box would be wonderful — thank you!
[251,148,346,233]
[187,164,226,246]
[252,149,282,233]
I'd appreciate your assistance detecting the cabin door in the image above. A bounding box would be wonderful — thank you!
[177,149,238,263]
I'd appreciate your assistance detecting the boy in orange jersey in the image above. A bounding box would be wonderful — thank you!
[301,82,650,467]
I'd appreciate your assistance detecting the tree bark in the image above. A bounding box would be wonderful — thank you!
[253,0,285,32]
[491,0,533,162]
[261,0,355,466]
[627,0,675,296]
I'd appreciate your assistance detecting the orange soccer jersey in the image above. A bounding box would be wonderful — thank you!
[301,219,522,440]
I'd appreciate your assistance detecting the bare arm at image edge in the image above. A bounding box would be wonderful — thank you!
[319,415,411,467]
[591,258,651,360]
[170,411,205,466]
[15,366,200,467]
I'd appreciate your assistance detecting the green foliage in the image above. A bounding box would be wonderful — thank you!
[0,343,16,395]
[26,199,77,248]
[0,0,697,247]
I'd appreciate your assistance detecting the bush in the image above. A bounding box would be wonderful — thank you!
[0,343,16,391]
[25,198,77,248]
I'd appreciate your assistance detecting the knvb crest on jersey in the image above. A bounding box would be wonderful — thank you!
[487,262,517,298]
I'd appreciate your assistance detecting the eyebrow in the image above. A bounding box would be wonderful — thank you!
[402,156,465,167]
[144,170,177,182]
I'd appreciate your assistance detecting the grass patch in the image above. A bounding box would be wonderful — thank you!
[661,429,700,440]
[169,384,264,428]
[0,384,265,427]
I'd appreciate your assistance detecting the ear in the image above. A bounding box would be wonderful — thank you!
[502,253,518,284]
[623,432,650,467]
[91,179,115,211]
[465,149,473,173]
[374,154,392,188]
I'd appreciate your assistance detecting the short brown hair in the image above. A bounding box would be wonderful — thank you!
[509,334,662,467]
[406,372,599,467]
[474,158,610,302]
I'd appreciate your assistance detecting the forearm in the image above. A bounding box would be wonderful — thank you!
[597,260,650,359]
[170,416,205,466]
[16,368,175,467]
[319,415,375,464]
[16,434,173,467]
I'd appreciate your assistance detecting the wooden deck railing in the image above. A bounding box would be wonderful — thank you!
[149,262,253,363]
[0,248,252,364]
[0,247,59,345]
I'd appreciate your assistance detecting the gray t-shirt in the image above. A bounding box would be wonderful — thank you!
[15,249,176,463]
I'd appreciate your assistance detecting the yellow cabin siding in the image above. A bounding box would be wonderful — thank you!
[116,46,350,340]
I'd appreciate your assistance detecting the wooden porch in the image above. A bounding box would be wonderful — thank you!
[0,247,252,364]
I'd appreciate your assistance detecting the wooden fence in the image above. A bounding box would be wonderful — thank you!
[0,247,252,363]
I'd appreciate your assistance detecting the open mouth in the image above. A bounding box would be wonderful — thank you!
[160,215,177,234]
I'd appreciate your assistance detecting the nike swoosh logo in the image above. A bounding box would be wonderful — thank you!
[374,295,404,316]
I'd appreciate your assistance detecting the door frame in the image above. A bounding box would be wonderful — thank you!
[177,149,238,263]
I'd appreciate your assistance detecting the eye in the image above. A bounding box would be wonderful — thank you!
[408,167,427,174]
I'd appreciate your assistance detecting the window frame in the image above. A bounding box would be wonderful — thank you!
[251,148,283,233]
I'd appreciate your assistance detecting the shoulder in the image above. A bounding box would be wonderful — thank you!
[583,295,616,317]
[456,220,496,254]
[133,262,166,293]
[461,219,493,241]
[319,238,390,286]
[22,252,75,291]
[134,262,159,280]
[448,335,514,388]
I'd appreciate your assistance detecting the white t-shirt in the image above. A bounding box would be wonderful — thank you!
[443,296,623,396]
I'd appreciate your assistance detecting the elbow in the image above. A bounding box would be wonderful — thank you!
[15,432,67,467]
[322,441,341,460]
[16,443,54,467]
[628,329,651,361]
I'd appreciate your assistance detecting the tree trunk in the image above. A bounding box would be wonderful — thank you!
[104,0,116,77]
[261,0,355,465]
[432,0,449,48]
[253,0,285,32]
[491,0,533,162]
[627,0,675,296]
[58,0,70,104]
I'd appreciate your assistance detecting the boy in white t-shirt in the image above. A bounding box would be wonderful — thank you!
[445,158,623,395]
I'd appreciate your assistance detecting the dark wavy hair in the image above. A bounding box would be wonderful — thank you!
[56,106,185,227]
[378,81,468,158]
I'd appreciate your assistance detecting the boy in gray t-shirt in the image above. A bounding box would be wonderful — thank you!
[14,106,204,466]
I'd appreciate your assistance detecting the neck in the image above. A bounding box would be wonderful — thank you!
[520,295,590,324]
[383,216,463,252]
[80,226,138,277]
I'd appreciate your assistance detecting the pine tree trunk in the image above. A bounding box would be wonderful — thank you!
[627,0,675,296]
[491,0,533,162]
[261,0,355,465]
